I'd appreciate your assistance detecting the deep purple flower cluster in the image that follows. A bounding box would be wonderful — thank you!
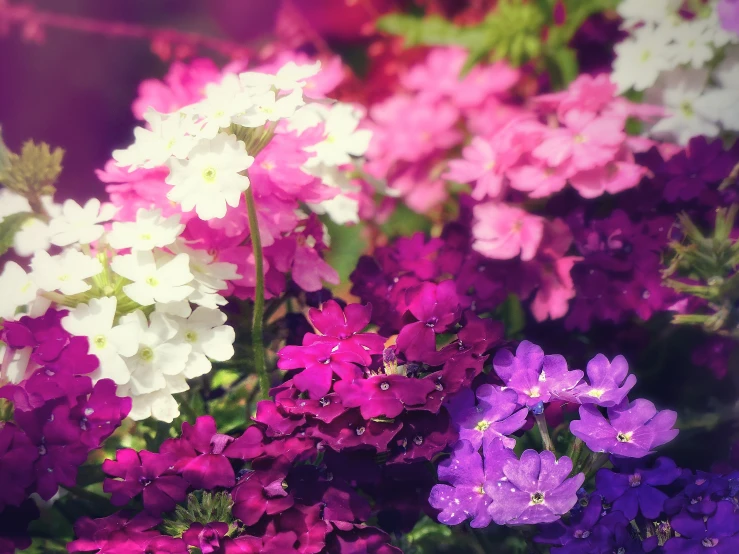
[429,341,678,528]
[538,456,739,554]
[0,308,131,549]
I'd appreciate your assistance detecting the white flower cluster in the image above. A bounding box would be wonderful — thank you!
[0,198,238,423]
[112,61,371,224]
[613,0,739,144]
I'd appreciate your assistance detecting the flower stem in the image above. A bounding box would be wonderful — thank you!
[244,186,269,400]
[580,452,610,478]
[534,412,555,452]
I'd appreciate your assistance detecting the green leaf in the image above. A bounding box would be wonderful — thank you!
[379,202,432,237]
[211,368,241,389]
[497,293,526,338]
[0,125,11,174]
[546,47,580,87]
[0,211,34,257]
[323,218,367,287]
[76,463,106,487]
[376,14,484,49]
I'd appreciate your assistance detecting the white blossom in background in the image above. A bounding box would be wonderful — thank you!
[0,261,38,319]
[166,133,254,220]
[239,60,321,93]
[107,208,184,251]
[111,251,194,306]
[646,68,720,144]
[61,297,140,385]
[694,46,739,131]
[232,89,305,128]
[49,198,117,246]
[666,19,717,68]
[612,26,675,92]
[617,0,681,27]
[0,188,31,218]
[113,109,198,170]
[173,307,235,379]
[31,249,103,296]
[0,192,62,257]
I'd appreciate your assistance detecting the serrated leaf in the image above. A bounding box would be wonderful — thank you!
[0,125,11,174]
[0,211,34,257]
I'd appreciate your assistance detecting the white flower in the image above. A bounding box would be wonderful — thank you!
[0,262,38,319]
[49,198,117,246]
[111,251,194,306]
[666,20,715,68]
[13,196,60,257]
[155,299,193,318]
[647,68,719,144]
[190,74,251,139]
[694,47,739,131]
[107,208,184,251]
[31,250,103,295]
[704,9,739,47]
[232,88,305,128]
[239,61,321,93]
[119,310,191,396]
[617,0,681,26]
[612,27,675,92]
[113,109,198,170]
[165,133,254,220]
[0,189,31,219]
[172,240,240,291]
[127,375,188,422]
[309,193,360,225]
[174,307,235,378]
[297,103,372,167]
[61,297,140,385]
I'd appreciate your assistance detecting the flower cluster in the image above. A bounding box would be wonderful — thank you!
[430,341,678,528]
[613,0,739,144]
[0,308,130,543]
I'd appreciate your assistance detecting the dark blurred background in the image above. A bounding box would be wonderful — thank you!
[0,0,399,200]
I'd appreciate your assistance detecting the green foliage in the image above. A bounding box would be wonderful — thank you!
[496,293,526,338]
[162,491,235,537]
[377,0,618,84]
[0,211,35,257]
[323,217,367,287]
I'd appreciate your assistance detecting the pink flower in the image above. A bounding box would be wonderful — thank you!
[472,203,544,261]
[532,111,625,173]
[569,155,646,199]
[507,160,570,199]
[445,137,513,200]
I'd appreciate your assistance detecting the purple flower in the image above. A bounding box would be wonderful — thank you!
[570,399,678,458]
[333,374,435,419]
[231,465,294,526]
[664,501,739,554]
[662,136,734,203]
[103,448,189,514]
[429,439,513,528]
[485,449,584,525]
[73,379,132,449]
[0,499,38,553]
[719,0,739,34]
[0,422,37,511]
[308,409,402,452]
[182,522,230,554]
[572,354,636,407]
[68,512,162,554]
[664,471,730,517]
[595,457,680,519]
[143,536,188,554]
[493,341,583,407]
[389,410,457,463]
[446,384,527,449]
[537,496,609,554]
[327,525,402,554]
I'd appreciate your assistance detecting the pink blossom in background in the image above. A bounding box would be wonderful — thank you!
[472,203,544,261]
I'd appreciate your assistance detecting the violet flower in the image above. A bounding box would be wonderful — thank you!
[570,399,678,458]
[572,353,636,407]
[595,456,680,519]
[664,501,739,554]
[485,449,584,525]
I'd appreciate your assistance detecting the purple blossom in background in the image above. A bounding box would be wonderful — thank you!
[493,341,583,407]
[570,399,678,457]
[719,0,739,34]
[664,471,730,517]
[661,136,734,203]
[595,456,680,519]
[484,449,584,525]
[103,448,189,514]
[429,439,514,528]
[536,495,608,554]
[572,353,636,407]
[68,512,163,554]
[664,501,739,554]
[0,423,37,511]
[446,384,527,449]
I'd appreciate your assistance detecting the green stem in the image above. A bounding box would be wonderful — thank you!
[245,186,269,401]
[534,412,555,452]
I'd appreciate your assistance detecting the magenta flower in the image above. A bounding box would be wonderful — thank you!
[182,522,230,554]
[73,379,132,449]
[334,374,436,419]
[68,512,162,554]
[0,423,37,510]
[719,0,739,34]
[277,342,365,398]
[231,466,294,526]
[446,385,527,449]
[572,354,636,407]
[570,399,678,457]
[493,341,583,407]
[472,203,545,261]
[308,409,402,452]
[103,449,189,514]
[390,410,457,463]
[303,300,386,363]
[485,450,584,525]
